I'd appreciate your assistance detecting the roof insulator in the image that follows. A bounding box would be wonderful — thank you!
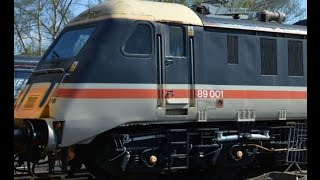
[257,10,286,23]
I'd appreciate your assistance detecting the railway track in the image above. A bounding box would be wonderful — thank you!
[14,167,95,180]
[14,159,95,180]
[14,155,307,180]
[14,172,95,180]
[14,164,307,180]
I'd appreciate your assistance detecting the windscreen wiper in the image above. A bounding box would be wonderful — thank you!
[52,50,60,59]
[32,68,65,75]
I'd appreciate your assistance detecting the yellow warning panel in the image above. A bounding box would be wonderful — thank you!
[14,82,57,120]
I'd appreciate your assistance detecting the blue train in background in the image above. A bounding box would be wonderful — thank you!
[14,55,40,101]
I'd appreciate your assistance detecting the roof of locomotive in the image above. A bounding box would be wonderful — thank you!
[68,0,306,36]
[68,0,203,26]
[200,15,307,35]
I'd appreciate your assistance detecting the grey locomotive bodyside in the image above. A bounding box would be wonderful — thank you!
[48,18,306,146]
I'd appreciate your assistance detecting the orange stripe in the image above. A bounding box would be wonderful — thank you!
[56,89,158,98]
[55,89,306,99]
[224,90,307,99]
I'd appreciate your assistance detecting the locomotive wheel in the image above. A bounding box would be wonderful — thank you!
[78,135,123,180]
[82,157,114,180]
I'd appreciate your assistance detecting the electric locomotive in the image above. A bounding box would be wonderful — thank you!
[14,0,307,178]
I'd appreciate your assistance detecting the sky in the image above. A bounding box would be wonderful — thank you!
[302,0,307,17]
[302,0,307,10]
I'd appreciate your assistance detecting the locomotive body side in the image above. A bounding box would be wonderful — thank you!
[53,18,306,146]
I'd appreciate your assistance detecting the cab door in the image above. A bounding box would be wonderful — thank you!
[157,24,195,116]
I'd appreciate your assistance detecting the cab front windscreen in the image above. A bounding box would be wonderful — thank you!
[44,26,95,61]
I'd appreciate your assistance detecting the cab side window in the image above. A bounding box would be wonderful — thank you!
[169,26,186,57]
[124,24,152,55]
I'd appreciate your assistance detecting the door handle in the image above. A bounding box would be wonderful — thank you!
[165,90,174,99]
[165,58,173,67]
